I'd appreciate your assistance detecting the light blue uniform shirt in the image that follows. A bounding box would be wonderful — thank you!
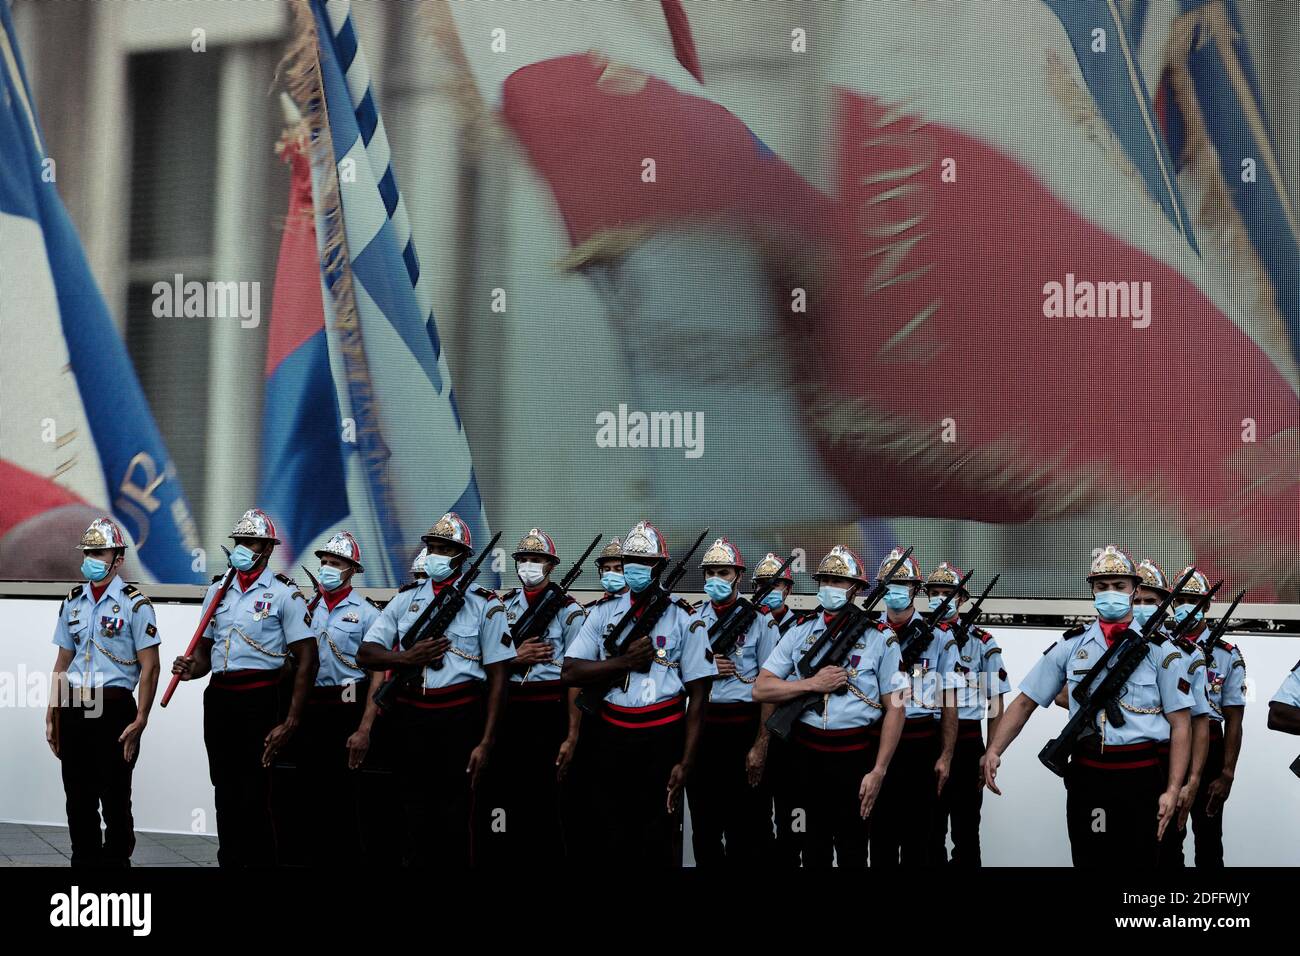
[1020,620,1194,746]
[888,609,956,719]
[201,568,316,672]
[941,624,1011,721]
[1271,664,1300,708]
[362,577,514,688]
[500,587,587,683]
[691,599,780,704]
[566,591,716,708]
[761,610,906,731]
[52,576,160,691]
[313,589,380,687]
[1190,628,1247,720]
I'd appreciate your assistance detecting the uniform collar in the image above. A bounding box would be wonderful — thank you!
[322,585,355,613]
[89,574,126,606]
[237,565,273,594]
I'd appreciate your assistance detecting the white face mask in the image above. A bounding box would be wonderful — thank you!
[517,561,547,587]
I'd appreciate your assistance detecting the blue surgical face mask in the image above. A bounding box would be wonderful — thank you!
[704,577,734,603]
[884,583,913,612]
[1131,604,1156,628]
[624,564,653,593]
[425,554,455,582]
[318,565,345,591]
[1094,589,1132,621]
[600,571,626,593]
[928,594,959,619]
[818,585,848,611]
[230,544,258,572]
[760,589,785,611]
[1172,604,1203,625]
[81,556,109,583]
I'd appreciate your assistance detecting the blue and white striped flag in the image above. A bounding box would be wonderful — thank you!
[1127,0,1300,385]
[278,0,494,586]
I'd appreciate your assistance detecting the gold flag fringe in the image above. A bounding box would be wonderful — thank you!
[1164,3,1300,392]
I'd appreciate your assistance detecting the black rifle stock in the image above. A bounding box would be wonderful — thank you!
[1200,588,1245,666]
[373,531,501,709]
[1038,567,1195,776]
[898,569,975,673]
[765,546,916,740]
[574,527,710,716]
[708,552,797,659]
[952,574,999,651]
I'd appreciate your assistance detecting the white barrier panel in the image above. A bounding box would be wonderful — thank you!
[2,597,1298,864]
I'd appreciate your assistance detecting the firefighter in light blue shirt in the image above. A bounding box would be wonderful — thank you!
[277,531,382,866]
[755,545,908,869]
[685,537,780,866]
[1127,559,1207,869]
[930,562,1008,867]
[871,548,958,868]
[982,545,1193,867]
[1268,663,1300,735]
[170,508,319,867]
[1169,566,1246,867]
[483,527,587,865]
[356,511,513,867]
[563,520,716,866]
[47,517,161,867]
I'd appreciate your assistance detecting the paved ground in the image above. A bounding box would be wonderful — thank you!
[0,821,218,866]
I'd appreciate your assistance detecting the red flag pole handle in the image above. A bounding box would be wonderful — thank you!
[161,565,236,708]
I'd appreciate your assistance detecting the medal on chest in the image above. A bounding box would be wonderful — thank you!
[1208,670,1225,694]
[655,633,667,659]
[912,657,930,679]
[99,615,124,637]
[252,599,272,621]
[847,654,861,679]
[342,611,360,624]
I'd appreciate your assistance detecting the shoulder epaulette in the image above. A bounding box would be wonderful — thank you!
[564,593,580,605]
[1062,624,1087,639]
[1220,640,1236,653]
[211,573,223,583]
[123,582,152,612]
[1292,659,1300,673]
[275,572,296,587]
[474,586,497,600]
[398,580,421,593]
[1173,636,1196,654]
[975,627,993,643]
[675,597,694,612]
[1042,641,1058,655]
[1147,630,1167,646]
[366,596,387,610]
[795,608,820,624]
[873,620,890,632]
[67,583,84,601]
[500,588,519,602]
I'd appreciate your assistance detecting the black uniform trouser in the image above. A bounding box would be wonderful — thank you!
[596,699,686,867]
[1065,743,1163,867]
[274,685,367,867]
[204,675,281,867]
[479,682,570,866]
[934,723,985,866]
[872,718,940,868]
[790,723,877,869]
[58,691,139,867]
[1190,730,1227,867]
[1159,726,1228,868]
[356,705,402,866]
[560,712,604,866]
[767,734,804,867]
[687,703,771,867]
[393,683,485,868]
